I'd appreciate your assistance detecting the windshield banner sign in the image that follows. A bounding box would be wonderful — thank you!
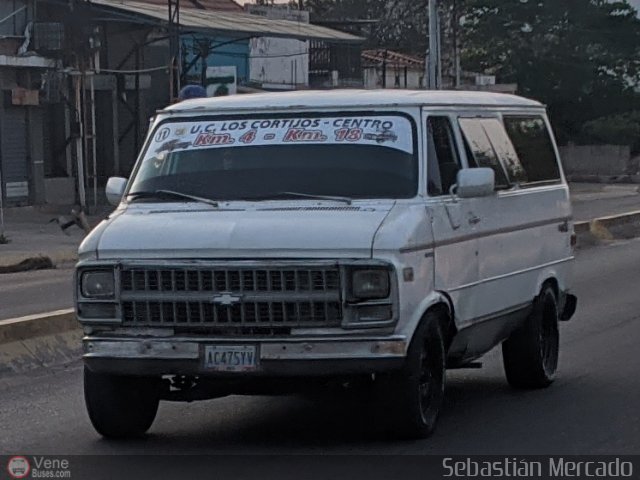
[150,116,414,156]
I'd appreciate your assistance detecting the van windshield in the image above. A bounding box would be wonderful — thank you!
[128,114,418,201]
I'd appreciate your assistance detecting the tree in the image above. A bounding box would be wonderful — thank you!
[296,0,640,145]
[460,0,640,142]
[301,0,430,53]
[580,111,640,153]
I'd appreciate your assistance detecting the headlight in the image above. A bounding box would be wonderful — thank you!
[81,271,115,298]
[352,269,390,300]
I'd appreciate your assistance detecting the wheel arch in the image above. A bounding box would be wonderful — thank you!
[406,291,456,351]
[534,265,568,299]
[536,274,559,299]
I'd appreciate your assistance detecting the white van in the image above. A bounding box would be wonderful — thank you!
[76,90,577,439]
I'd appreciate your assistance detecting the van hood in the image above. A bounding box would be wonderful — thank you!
[88,204,394,260]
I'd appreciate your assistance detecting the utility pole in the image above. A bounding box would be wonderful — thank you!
[168,0,181,100]
[453,0,461,88]
[0,162,4,238]
[427,0,440,89]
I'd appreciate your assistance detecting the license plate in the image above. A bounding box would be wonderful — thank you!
[203,345,258,372]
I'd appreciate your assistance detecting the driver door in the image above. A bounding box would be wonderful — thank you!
[424,111,481,328]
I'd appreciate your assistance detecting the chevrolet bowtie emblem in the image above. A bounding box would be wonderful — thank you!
[212,292,242,306]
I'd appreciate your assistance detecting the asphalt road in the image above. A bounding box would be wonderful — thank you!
[1,239,639,455]
[0,267,74,320]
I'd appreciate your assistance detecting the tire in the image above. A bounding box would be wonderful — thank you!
[502,285,559,389]
[379,312,446,439]
[84,366,160,438]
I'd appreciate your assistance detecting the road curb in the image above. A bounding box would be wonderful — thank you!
[0,309,77,343]
[575,210,640,241]
[0,309,81,375]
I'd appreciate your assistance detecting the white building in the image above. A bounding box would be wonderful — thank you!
[245,5,310,89]
[362,49,425,89]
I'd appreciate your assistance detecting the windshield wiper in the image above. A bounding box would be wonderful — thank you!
[127,190,219,207]
[242,191,352,205]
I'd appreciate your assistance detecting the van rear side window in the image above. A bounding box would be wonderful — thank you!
[458,118,510,189]
[503,116,561,185]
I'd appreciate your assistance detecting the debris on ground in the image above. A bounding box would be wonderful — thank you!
[0,256,55,274]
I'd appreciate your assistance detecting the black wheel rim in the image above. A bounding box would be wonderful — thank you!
[540,295,559,376]
[418,337,443,425]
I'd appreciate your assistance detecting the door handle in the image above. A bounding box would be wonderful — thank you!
[468,214,481,225]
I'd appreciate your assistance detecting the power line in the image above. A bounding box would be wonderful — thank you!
[100,66,170,73]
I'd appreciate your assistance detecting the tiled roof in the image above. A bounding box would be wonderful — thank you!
[362,49,425,69]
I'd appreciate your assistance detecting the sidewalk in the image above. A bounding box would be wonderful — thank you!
[1,183,640,268]
[0,206,112,267]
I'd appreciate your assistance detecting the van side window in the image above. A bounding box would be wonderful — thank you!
[503,116,561,184]
[480,118,528,184]
[426,116,461,196]
[458,118,510,189]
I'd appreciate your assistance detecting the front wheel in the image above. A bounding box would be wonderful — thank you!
[502,285,560,389]
[84,366,160,438]
[378,312,446,438]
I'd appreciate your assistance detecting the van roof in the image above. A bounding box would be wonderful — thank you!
[164,89,543,114]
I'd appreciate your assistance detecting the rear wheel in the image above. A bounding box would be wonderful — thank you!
[502,285,559,389]
[84,366,160,438]
[379,312,446,438]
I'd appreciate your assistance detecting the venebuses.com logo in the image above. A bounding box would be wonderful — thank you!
[6,456,71,479]
[6,456,30,479]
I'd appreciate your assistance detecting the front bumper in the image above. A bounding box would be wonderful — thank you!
[83,335,408,377]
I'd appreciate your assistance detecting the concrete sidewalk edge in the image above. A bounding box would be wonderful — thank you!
[0,309,77,343]
[574,210,640,240]
[0,309,81,375]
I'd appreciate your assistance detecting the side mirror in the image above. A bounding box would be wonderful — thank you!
[455,168,495,198]
[105,177,128,206]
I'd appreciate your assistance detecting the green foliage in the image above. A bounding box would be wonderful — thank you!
[461,0,640,143]
[580,111,640,152]
[300,0,640,145]
[302,0,430,53]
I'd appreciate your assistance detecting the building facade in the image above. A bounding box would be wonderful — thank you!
[0,0,58,206]
[0,0,361,208]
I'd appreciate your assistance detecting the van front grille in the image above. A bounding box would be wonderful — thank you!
[119,266,342,330]
[121,268,340,293]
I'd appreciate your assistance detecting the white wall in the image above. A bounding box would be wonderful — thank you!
[249,37,309,88]
[364,67,424,89]
[246,5,310,88]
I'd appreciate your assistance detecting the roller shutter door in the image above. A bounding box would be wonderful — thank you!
[0,107,29,202]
